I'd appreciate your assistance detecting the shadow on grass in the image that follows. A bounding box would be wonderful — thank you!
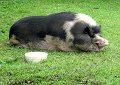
[9,74,102,85]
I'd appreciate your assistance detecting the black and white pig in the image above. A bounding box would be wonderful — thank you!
[9,12,109,51]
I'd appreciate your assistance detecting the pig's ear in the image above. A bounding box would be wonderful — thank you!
[83,27,90,34]
[93,25,101,33]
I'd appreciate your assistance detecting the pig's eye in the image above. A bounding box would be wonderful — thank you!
[83,27,90,34]
[83,27,95,38]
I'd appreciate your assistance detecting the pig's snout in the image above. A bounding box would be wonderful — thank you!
[96,39,109,47]
[101,39,109,46]
[95,35,109,48]
[99,39,109,47]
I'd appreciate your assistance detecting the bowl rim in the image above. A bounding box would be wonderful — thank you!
[25,52,48,58]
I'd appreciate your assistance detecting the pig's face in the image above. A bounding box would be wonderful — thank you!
[72,25,109,51]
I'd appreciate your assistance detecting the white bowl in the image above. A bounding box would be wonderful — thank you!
[25,52,48,62]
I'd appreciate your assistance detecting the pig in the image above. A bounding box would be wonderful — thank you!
[9,12,109,51]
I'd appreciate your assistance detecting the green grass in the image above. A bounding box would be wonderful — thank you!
[0,0,120,85]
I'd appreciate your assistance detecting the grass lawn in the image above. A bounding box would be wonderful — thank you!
[0,0,120,85]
